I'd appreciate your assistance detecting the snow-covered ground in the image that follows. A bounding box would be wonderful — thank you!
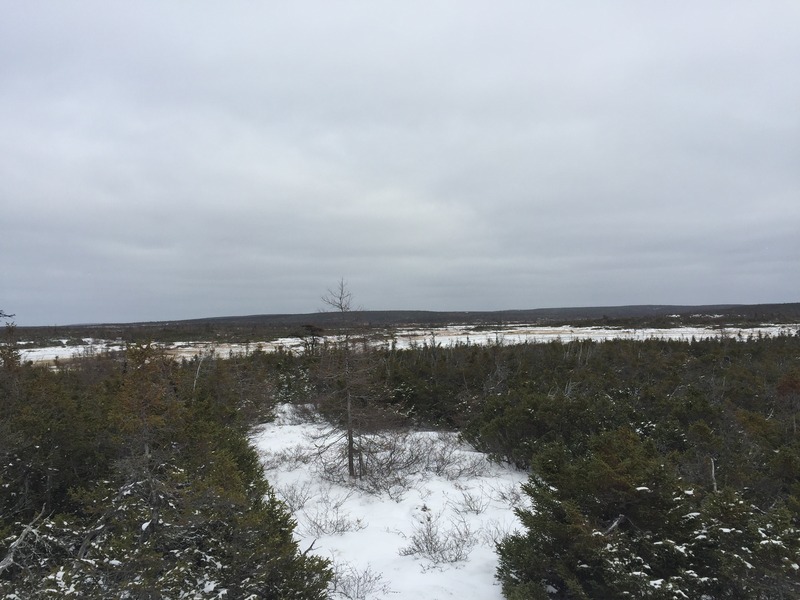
[250,405,528,600]
[18,323,798,364]
[385,323,797,348]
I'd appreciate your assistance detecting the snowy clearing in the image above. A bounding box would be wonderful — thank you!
[18,323,798,364]
[250,404,528,600]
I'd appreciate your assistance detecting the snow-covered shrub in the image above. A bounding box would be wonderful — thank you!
[329,560,392,599]
[399,510,478,566]
[479,518,518,546]
[497,429,800,599]
[488,480,526,510]
[301,487,367,536]
[260,442,314,471]
[422,432,490,480]
[448,483,491,515]
[276,480,316,511]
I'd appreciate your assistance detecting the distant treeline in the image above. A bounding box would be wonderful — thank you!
[13,302,800,347]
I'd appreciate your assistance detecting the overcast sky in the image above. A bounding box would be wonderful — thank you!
[2,1,798,325]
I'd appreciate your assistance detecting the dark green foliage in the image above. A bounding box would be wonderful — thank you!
[343,331,800,597]
[0,345,331,598]
[5,317,800,598]
[266,331,800,598]
[480,335,800,599]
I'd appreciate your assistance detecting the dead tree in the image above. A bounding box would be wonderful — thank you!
[315,280,404,481]
[321,279,358,478]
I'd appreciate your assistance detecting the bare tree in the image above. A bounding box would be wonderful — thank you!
[320,280,358,478]
[314,281,404,482]
[321,279,353,314]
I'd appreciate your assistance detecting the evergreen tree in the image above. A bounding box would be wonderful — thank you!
[0,346,331,598]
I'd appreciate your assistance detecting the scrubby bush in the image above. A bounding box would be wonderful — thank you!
[0,346,331,598]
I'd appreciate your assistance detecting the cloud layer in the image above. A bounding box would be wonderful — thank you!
[2,2,798,324]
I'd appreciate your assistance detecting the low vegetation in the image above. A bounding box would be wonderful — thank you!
[2,305,799,598]
[0,333,330,598]
[383,335,800,598]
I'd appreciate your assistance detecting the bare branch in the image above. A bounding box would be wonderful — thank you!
[321,279,353,313]
[302,539,318,557]
[0,504,47,576]
[603,514,627,536]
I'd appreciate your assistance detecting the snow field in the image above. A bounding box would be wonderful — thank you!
[19,323,797,365]
[251,404,529,600]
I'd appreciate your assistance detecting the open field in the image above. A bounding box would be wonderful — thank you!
[18,322,799,365]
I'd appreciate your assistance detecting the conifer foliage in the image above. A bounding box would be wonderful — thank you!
[3,310,799,598]
[475,337,800,599]
[339,331,800,597]
[0,341,330,598]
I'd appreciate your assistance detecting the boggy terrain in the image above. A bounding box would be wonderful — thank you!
[1,311,799,598]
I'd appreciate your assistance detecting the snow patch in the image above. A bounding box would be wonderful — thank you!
[252,404,528,599]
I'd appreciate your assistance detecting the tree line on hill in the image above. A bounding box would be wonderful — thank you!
[12,301,800,349]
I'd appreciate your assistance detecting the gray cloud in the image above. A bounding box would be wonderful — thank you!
[2,1,798,324]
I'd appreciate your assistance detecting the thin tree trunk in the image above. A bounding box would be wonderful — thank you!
[710,456,718,493]
[603,514,626,535]
[347,391,356,478]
